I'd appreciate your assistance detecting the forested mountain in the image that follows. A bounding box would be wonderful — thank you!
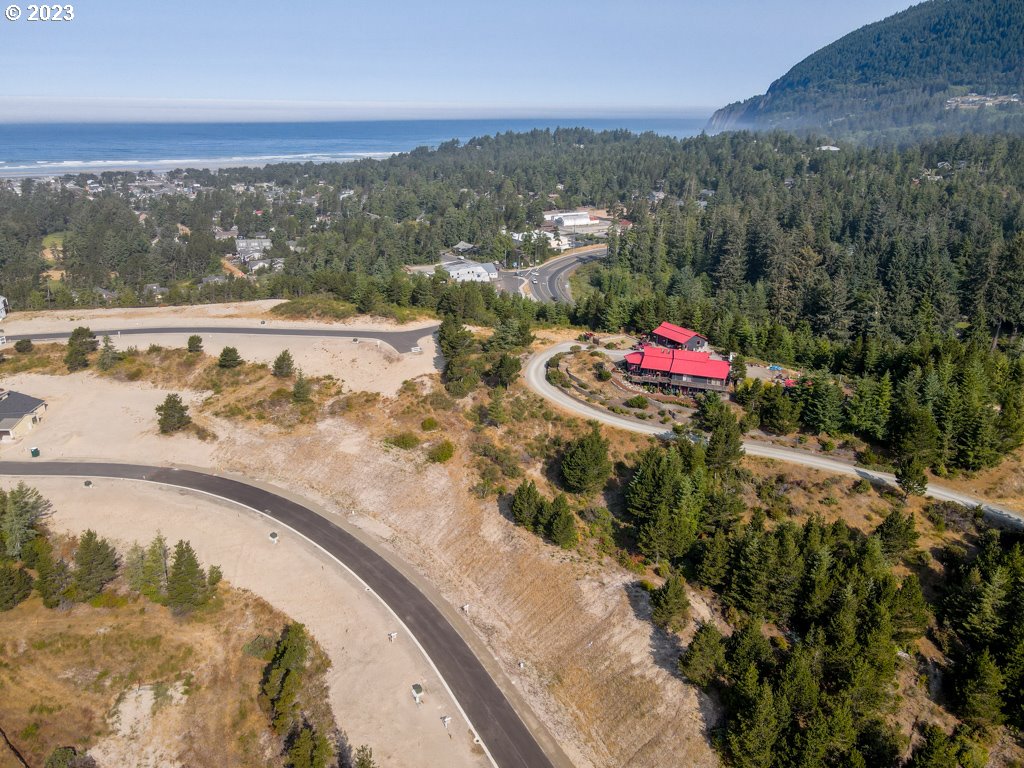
[708,0,1024,141]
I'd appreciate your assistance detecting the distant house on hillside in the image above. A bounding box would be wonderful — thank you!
[650,322,709,352]
[0,295,9,321]
[0,389,47,442]
[143,284,170,301]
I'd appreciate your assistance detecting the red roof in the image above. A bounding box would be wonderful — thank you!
[627,346,731,380]
[652,322,706,346]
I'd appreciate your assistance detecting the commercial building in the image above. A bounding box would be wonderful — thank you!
[0,389,47,441]
[650,322,709,351]
[441,259,499,283]
[623,347,731,394]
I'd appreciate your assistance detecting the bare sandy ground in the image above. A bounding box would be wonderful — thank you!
[9,476,488,768]
[3,301,440,396]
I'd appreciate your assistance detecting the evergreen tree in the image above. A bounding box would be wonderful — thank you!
[697,529,731,588]
[727,671,781,768]
[560,425,612,494]
[650,574,690,631]
[72,529,118,601]
[218,346,243,368]
[959,649,1005,732]
[510,480,543,531]
[273,349,295,377]
[679,622,726,686]
[187,334,203,353]
[156,393,191,433]
[906,725,959,768]
[166,539,207,612]
[0,562,33,611]
[34,538,72,609]
[759,385,800,435]
[891,574,931,643]
[123,542,145,593]
[97,335,121,371]
[547,498,578,549]
[353,745,378,768]
[259,623,310,733]
[706,409,745,474]
[895,454,928,498]
[292,370,312,403]
[1,481,52,558]
[874,506,919,560]
[437,313,473,359]
[491,352,522,388]
[140,533,169,601]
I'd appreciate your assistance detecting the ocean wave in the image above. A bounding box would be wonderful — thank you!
[0,150,398,176]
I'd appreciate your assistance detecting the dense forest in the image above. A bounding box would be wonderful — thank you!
[708,0,1024,140]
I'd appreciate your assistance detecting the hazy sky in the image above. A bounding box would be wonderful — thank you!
[0,0,915,122]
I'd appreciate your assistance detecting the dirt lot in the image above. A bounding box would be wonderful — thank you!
[4,476,487,768]
[2,302,439,396]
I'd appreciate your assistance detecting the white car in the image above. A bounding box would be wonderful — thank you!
[532,279,538,284]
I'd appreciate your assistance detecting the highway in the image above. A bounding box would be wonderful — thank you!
[526,343,1024,529]
[505,246,607,303]
[0,461,561,768]
[4,324,438,355]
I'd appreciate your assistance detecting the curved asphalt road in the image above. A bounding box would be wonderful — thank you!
[5,324,437,355]
[527,343,1024,529]
[521,246,607,303]
[0,461,557,768]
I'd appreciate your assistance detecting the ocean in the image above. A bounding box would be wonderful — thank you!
[0,117,708,178]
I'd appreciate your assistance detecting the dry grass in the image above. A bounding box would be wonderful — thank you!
[0,585,329,767]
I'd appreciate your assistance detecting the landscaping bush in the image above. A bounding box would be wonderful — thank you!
[623,395,649,409]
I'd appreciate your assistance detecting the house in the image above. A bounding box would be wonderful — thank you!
[143,284,170,301]
[0,389,47,441]
[441,259,499,283]
[650,322,709,352]
[0,295,9,320]
[451,241,477,256]
[200,275,228,286]
[622,347,731,394]
[96,288,118,303]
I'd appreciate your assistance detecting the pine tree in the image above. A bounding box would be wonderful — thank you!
[510,480,543,531]
[891,574,932,643]
[874,506,919,559]
[0,562,33,611]
[706,409,744,474]
[34,539,72,609]
[906,725,959,768]
[97,335,121,371]
[140,534,169,601]
[679,622,726,686]
[560,425,612,494]
[959,648,1005,732]
[187,334,203,353]
[273,349,295,377]
[353,745,378,768]
[166,540,207,612]
[437,314,473,359]
[727,671,780,768]
[156,393,191,433]
[650,574,690,631]
[218,346,243,369]
[292,370,312,403]
[123,542,145,593]
[1,481,52,558]
[259,623,310,733]
[697,529,730,588]
[547,498,578,549]
[72,529,118,601]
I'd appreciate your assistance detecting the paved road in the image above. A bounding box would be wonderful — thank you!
[526,343,1024,529]
[0,461,558,768]
[500,246,607,303]
[4,324,438,355]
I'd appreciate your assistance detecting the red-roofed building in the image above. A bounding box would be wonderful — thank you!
[623,347,731,393]
[651,322,708,352]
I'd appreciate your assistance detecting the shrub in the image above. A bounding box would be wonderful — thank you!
[428,440,455,463]
[14,338,32,353]
[156,394,191,433]
[272,349,294,377]
[596,367,612,382]
[186,334,203,353]
[623,395,649,409]
[421,416,440,431]
[386,432,420,450]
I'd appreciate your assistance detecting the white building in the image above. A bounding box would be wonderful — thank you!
[543,211,592,229]
[441,259,499,283]
[0,295,9,321]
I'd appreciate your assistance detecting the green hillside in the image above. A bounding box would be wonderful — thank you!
[709,0,1024,139]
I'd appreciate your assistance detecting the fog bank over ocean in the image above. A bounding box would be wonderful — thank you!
[0,118,707,177]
